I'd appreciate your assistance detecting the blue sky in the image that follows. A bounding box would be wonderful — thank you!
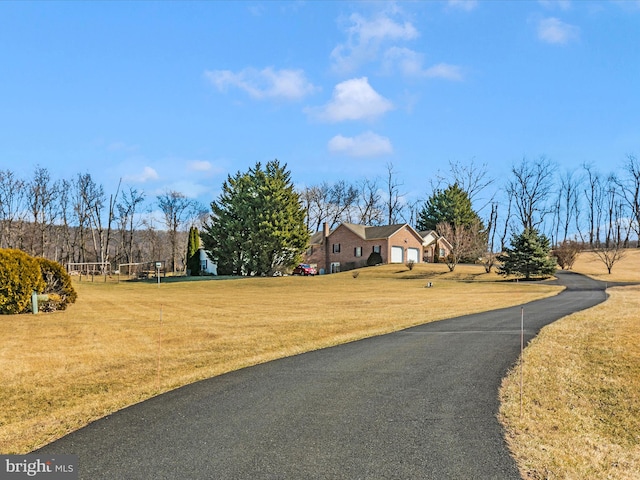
[2,0,639,217]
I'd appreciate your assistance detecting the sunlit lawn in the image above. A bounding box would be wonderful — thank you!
[0,262,560,454]
[500,249,640,479]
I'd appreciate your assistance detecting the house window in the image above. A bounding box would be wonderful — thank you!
[372,245,381,254]
[331,262,341,274]
[354,246,362,257]
[333,243,341,253]
[439,248,446,258]
[201,259,207,270]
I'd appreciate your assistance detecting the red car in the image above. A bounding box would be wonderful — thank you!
[292,263,317,276]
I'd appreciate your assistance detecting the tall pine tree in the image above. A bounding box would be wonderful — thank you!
[202,160,309,276]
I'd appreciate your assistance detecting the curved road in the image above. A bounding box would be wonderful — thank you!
[38,271,609,479]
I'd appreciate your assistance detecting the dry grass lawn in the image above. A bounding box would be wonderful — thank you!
[500,249,640,479]
[0,263,560,454]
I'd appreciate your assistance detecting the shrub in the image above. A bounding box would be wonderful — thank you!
[36,257,78,311]
[553,240,582,270]
[406,259,416,271]
[0,249,46,314]
[367,251,383,266]
[498,228,557,279]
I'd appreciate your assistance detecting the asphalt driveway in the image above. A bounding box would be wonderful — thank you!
[37,271,609,479]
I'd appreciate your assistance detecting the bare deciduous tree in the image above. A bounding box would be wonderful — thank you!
[553,240,582,270]
[157,190,201,272]
[590,175,628,274]
[56,178,73,263]
[384,162,404,224]
[582,163,604,248]
[0,169,27,249]
[436,220,484,272]
[482,202,499,273]
[355,178,383,225]
[82,175,109,269]
[550,170,581,246]
[499,193,513,253]
[614,154,640,246]
[327,180,358,228]
[506,156,556,232]
[300,182,332,232]
[117,186,146,264]
[27,166,60,257]
[72,173,98,263]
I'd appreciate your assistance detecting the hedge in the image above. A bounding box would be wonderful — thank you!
[0,249,77,314]
[36,257,78,312]
[0,249,46,314]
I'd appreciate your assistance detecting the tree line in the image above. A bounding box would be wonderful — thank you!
[0,167,205,273]
[1,154,639,275]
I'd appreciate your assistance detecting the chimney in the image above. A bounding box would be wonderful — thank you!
[323,222,330,274]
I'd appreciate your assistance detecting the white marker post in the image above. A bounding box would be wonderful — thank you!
[520,306,524,418]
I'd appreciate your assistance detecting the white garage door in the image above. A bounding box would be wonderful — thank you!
[391,246,404,263]
[407,247,420,263]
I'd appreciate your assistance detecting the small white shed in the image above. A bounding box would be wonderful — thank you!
[198,248,218,275]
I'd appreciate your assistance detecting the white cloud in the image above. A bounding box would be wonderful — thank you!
[331,10,419,73]
[423,63,464,81]
[383,47,464,80]
[383,47,424,76]
[124,166,159,183]
[205,67,319,100]
[188,160,213,172]
[307,77,393,123]
[537,17,580,44]
[163,180,211,200]
[328,131,393,157]
[446,0,478,12]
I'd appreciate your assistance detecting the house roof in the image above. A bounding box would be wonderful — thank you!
[341,223,411,240]
[310,222,437,245]
[419,230,453,249]
[309,230,325,245]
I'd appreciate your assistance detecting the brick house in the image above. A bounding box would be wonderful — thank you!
[305,222,425,274]
[419,230,453,263]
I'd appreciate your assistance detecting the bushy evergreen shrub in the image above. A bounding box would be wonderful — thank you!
[498,228,557,279]
[0,249,46,314]
[36,257,78,311]
[186,226,201,276]
[367,251,383,266]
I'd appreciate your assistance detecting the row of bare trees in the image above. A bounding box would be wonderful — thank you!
[300,163,414,232]
[2,154,639,274]
[0,167,204,272]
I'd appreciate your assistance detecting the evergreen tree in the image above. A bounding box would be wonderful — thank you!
[498,228,557,279]
[186,226,201,276]
[416,183,482,232]
[202,160,309,276]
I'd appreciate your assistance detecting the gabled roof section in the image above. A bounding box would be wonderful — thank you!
[340,223,404,240]
[419,230,453,249]
[309,230,325,245]
[310,222,426,244]
[342,223,421,241]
